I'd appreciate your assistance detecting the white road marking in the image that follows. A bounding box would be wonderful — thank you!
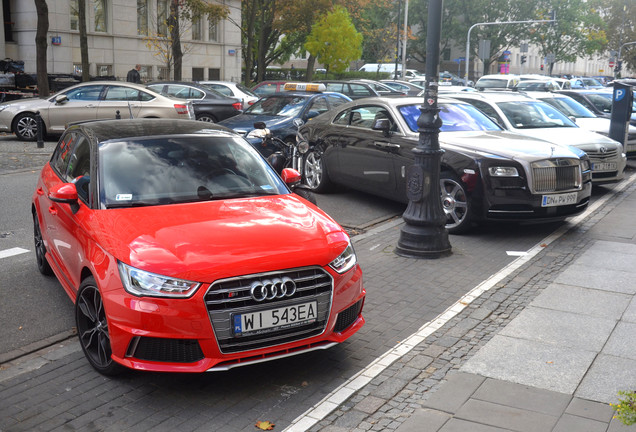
[284,178,633,432]
[0,247,30,259]
[506,251,528,256]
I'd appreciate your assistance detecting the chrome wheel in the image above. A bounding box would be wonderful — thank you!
[15,113,38,141]
[440,174,471,234]
[196,114,216,123]
[76,279,122,375]
[303,150,331,192]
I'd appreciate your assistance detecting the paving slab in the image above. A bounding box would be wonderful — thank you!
[551,413,608,432]
[461,334,597,394]
[453,399,559,432]
[575,248,636,273]
[576,354,636,404]
[565,397,615,423]
[529,283,630,319]
[421,372,485,413]
[554,264,636,295]
[602,322,636,360]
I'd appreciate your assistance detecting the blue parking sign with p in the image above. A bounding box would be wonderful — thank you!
[615,88,625,101]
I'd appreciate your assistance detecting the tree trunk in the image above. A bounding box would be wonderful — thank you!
[169,0,182,81]
[305,55,316,82]
[34,0,50,97]
[78,0,89,81]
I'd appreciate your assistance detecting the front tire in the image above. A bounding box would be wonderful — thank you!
[75,278,123,376]
[303,149,332,193]
[440,172,472,234]
[14,112,39,141]
[33,213,53,276]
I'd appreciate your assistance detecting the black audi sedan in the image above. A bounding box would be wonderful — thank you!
[298,97,592,233]
[147,81,242,123]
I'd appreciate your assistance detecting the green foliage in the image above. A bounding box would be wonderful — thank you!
[611,390,636,426]
[305,6,363,73]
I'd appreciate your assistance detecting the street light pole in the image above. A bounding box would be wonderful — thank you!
[616,41,636,79]
[395,0,451,259]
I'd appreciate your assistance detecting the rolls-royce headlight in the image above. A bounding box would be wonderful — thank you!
[329,241,357,274]
[488,166,519,177]
[118,262,201,298]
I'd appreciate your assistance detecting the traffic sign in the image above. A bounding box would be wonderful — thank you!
[609,60,615,68]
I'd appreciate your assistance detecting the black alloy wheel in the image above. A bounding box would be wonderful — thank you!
[14,112,39,141]
[75,277,123,376]
[33,213,53,276]
[440,172,472,234]
[303,149,332,193]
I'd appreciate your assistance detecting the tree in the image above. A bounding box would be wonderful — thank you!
[593,0,636,74]
[527,0,607,75]
[145,0,229,80]
[34,0,50,97]
[305,6,363,73]
[78,0,89,81]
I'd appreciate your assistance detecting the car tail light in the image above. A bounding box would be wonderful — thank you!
[174,104,190,115]
[232,102,242,111]
[248,101,255,106]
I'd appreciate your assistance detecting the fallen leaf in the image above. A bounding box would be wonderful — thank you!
[301,381,309,387]
[546,361,553,364]
[18,326,23,330]
[540,243,547,247]
[255,421,275,430]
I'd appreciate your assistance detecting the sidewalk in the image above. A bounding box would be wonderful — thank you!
[298,171,636,432]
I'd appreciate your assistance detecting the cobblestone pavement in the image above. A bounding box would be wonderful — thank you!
[0,134,56,174]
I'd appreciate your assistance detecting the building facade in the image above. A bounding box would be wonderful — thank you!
[0,0,242,83]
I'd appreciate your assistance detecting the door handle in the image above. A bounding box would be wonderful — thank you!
[48,206,57,215]
[374,142,400,149]
[37,187,45,195]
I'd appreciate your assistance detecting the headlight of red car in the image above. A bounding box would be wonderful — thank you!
[328,241,357,274]
[118,262,201,298]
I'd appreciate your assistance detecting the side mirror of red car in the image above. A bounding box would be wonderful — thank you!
[280,168,301,185]
[49,183,79,204]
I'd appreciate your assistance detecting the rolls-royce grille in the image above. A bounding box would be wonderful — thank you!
[205,267,333,353]
[531,159,581,193]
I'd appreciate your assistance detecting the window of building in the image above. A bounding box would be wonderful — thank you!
[208,68,220,80]
[137,0,148,35]
[157,66,169,80]
[3,0,14,42]
[96,64,112,77]
[73,64,83,75]
[157,0,168,36]
[192,17,202,40]
[70,0,79,31]
[94,0,108,33]
[139,66,152,82]
[192,68,204,81]
[208,19,219,42]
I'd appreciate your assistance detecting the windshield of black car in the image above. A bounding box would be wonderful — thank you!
[540,97,596,118]
[399,103,502,132]
[244,95,308,117]
[99,135,288,208]
[498,101,576,129]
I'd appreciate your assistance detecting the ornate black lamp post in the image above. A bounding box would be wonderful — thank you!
[395,0,451,259]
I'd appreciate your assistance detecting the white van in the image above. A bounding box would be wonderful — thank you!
[475,74,520,90]
[359,63,423,79]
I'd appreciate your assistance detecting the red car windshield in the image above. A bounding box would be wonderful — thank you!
[99,135,288,208]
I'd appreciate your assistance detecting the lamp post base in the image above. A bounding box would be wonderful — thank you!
[395,222,451,259]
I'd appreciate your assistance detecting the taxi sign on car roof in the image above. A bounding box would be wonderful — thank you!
[283,82,326,92]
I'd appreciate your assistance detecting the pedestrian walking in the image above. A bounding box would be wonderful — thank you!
[126,64,141,83]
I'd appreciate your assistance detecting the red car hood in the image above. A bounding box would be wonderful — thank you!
[91,194,346,282]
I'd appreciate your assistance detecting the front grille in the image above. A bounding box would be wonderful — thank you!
[334,299,363,333]
[205,267,333,353]
[531,159,581,193]
[128,337,204,363]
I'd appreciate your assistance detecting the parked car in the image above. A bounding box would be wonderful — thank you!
[514,79,561,92]
[380,79,425,96]
[475,74,520,91]
[558,88,636,126]
[298,96,592,234]
[439,71,474,87]
[219,82,351,144]
[251,80,288,96]
[197,80,259,110]
[447,91,626,184]
[317,80,382,99]
[0,81,194,141]
[569,77,604,89]
[526,91,636,156]
[32,118,365,374]
[349,79,406,96]
[146,81,242,123]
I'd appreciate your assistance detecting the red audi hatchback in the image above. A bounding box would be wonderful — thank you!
[32,119,365,375]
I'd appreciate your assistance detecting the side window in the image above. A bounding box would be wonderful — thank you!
[103,86,142,101]
[348,106,394,130]
[325,82,345,94]
[327,95,349,109]
[64,85,103,101]
[349,84,373,97]
[470,100,503,125]
[189,88,205,99]
[51,133,76,177]
[210,84,232,97]
[67,135,92,203]
[307,97,329,116]
[333,109,350,125]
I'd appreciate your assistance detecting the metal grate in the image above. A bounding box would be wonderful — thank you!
[334,299,363,333]
[130,337,204,363]
[205,267,333,353]
[531,159,581,193]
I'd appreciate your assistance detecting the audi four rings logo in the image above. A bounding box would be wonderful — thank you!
[250,277,297,302]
